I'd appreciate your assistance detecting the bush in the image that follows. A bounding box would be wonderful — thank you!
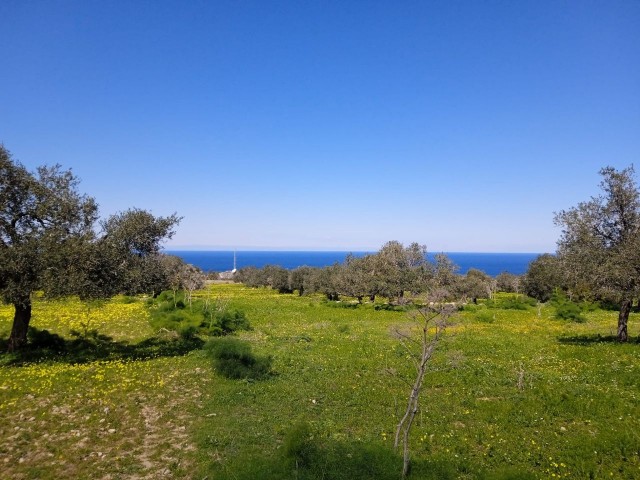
[205,338,272,380]
[148,291,251,337]
[201,309,251,336]
[118,295,138,304]
[485,295,537,310]
[475,311,495,323]
[551,291,586,323]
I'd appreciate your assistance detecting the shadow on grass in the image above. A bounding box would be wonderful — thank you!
[558,333,640,345]
[208,441,436,480]
[0,327,204,366]
[204,435,535,480]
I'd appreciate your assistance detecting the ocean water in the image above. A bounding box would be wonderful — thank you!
[165,250,543,276]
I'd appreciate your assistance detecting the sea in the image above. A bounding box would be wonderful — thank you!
[164,251,544,276]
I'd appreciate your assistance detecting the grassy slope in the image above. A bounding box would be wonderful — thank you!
[1,285,639,479]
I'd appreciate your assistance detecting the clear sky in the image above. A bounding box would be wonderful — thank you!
[1,1,639,252]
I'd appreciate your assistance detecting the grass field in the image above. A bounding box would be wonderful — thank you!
[1,284,639,479]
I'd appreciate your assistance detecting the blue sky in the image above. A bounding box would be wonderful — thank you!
[1,1,639,252]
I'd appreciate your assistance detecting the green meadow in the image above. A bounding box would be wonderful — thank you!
[1,284,639,479]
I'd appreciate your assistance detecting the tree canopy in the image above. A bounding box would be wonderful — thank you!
[554,165,640,341]
[0,145,180,350]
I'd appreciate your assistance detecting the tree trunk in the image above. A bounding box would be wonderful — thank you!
[8,297,32,352]
[617,299,631,342]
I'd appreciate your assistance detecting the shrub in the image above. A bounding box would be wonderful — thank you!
[551,291,586,323]
[475,311,495,323]
[485,295,537,310]
[201,309,251,336]
[118,295,138,304]
[205,338,272,380]
[148,291,251,337]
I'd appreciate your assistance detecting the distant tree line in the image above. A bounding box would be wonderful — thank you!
[234,174,640,344]
[235,241,523,304]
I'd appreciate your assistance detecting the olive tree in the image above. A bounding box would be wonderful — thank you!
[521,254,563,302]
[336,254,375,303]
[288,266,314,296]
[431,253,459,299]
[0,146,180,351]
[374,241,429,303]
[178,263,206,307]
[306,264,341,301]
[456,268,492,303]
[554,165,640,342]
[495,271,520,293]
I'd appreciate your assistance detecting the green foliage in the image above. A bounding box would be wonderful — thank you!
[0,145,182,350]
[148,291,251,336]
[212,309,251,335]
[521,254,564,302]
[235,265,293,292]
[204,337,272,380]
[554,165,640,341]
[551,291,586,323]
[485,294,537,310]
[475,310,496,323]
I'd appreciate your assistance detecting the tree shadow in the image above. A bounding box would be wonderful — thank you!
[204,436,535,480]
[208,440,430,480]
[558,333,640,345]
[0,327,204,366]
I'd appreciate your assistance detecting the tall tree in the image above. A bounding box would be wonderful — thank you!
[495,271,521,293]
[431,253,459,299]
[1,147,98,350]
[521,254,563,302]
[374,241,428,303]
[288,266,314,296]
[0,146,180,350]
[99,208,181,296]
[554,166,640,342]
[336,254,375,303]
[456,268,492,303]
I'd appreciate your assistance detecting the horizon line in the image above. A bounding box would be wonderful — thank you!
[163,246,552,255]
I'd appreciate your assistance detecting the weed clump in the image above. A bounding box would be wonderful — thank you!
[205,337,272,380]
[475,310,496,323]
[283,422,316,469]
[148,291,251,336]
